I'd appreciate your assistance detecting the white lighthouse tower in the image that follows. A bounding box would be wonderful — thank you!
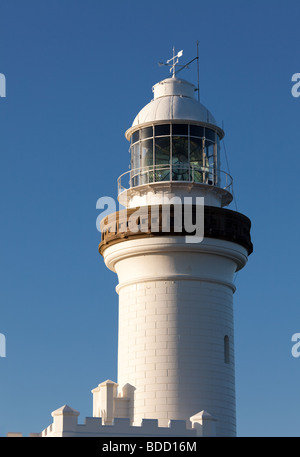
[7,51,253,439]
[98,52,253,437]
[8,51,253,439]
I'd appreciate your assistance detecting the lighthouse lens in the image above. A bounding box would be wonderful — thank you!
[128,123,221,188]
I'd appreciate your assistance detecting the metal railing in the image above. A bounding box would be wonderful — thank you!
[117,164,233,195]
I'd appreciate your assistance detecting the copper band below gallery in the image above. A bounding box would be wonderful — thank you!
[98,205,253,256]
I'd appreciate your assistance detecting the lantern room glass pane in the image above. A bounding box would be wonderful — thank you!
[131,143,140,186]
[190,137,204,183]
[155,124,170,136]
[140,126,153,140]
[155,136,170,181]
[141,139,153,167]
[155,137,170,164]
[206,140,214,162]
[205,128,216,142]
[172,124,188,136]
[190,125,204,138]
[172,136,189,181]
[140,139,153,184]
[205,140,215,185]
[131,130,139,144]
[132,143,140,169]
[190,137,202,163]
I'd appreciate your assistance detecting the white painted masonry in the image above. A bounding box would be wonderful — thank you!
[103,236,247,437]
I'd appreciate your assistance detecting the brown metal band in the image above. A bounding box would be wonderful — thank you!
[98,205,253,256]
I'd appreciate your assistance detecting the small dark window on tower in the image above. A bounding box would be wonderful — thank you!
[224,335,230,364]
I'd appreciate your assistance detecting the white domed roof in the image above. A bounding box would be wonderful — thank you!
[125,77,223,140]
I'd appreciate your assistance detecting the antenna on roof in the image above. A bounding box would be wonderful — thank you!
[196,40,200,102]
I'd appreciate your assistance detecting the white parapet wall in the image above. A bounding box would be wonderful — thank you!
[44,380,216,436]
[6,379,217,437]
[39,404,216,437]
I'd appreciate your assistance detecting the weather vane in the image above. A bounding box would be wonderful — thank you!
[158,42,200,101]
[158,47,184,78]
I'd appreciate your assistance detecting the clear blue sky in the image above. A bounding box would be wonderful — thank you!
[0,0,299,437]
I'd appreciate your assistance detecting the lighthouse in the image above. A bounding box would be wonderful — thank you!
[8,51,253,439]
[98,51,253,438]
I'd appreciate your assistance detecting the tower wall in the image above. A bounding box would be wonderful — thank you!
[103,236,248,437]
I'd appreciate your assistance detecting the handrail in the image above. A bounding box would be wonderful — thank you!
[117,164,233,195]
